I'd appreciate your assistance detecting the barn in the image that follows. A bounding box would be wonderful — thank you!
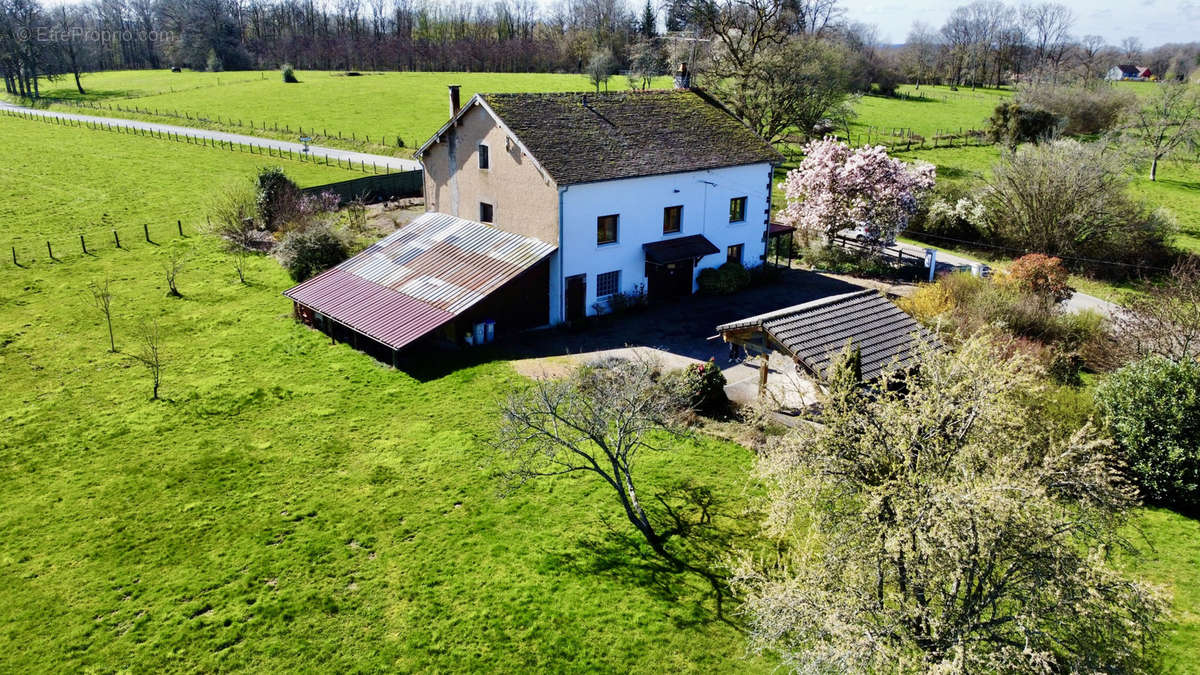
[284,212,555,364]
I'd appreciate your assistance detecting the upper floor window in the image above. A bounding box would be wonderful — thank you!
[480,202,494,223]
[729,196,747,223]
[663,205,683,234]
[597,214,618,245]
[727,243,744,265]
[478,144,489,169]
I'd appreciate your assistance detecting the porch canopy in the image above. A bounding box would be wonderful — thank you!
[716,289,942,382]
[642,234,719,265]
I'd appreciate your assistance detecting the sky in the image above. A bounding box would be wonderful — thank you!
[842,0,1198,48]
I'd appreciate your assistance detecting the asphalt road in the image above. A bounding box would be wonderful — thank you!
[891,241,1122,317]
[0,100,421,172]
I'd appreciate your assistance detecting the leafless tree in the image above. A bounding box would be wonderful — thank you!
[1120,258,1200,362]
[496,356,687,560]
[1120,80,1200,181]
[1119,36,1143,63]
[901,22,941,89]
[129,318,164,400]
[1021,1,1073,74]
[88,276,116,352]
[1075,34,1107,80]
[163,249,186,298]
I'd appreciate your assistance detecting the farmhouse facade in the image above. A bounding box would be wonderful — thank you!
[1106,64,1153,81]
[416,86,782,324]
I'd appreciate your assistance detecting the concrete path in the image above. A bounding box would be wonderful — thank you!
[0,100,421,172]
[891,241,1122,317]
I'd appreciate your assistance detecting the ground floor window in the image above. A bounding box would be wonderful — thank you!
[727,243,744,264]
[596,270,620,298]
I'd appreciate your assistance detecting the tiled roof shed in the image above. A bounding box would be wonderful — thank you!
[716,290,942,381]
[285,212,556,351]
[475,90,783,185]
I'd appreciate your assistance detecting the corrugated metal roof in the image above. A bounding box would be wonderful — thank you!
[284,213,556,350]
[717,290,941,380]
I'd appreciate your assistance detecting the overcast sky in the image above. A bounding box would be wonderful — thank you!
[841,0,1197,47]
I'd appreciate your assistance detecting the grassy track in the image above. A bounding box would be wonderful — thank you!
[0,114,764,671]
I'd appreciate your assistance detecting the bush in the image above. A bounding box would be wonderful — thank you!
[1015,81,1136,135]
[1004,254,1072,304]
[255,167,302,230]
[801,244,903,280]
[668,359,728,415]
[205,49,223,73]
[697,262,751,295]
[1095,356,1200,510]
[281,64,299,83]
[981,140,1175,276]
[275,223,349,281]
[987,101,1063,148]
[920,196,986,241]
[592,283,648,316]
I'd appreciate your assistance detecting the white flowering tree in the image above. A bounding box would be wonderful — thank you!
[778,138,936,244]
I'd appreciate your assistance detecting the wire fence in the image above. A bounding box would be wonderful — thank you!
[847,126,992,151]
[29,96,409,149]
[1,107,398,175]
[7,217,193,269]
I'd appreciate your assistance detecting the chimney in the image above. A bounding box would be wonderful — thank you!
[448,85,461,117]
[673,63,690,90]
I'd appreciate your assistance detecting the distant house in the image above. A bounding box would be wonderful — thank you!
[1106,64,1152,81]
[285,70,784,357]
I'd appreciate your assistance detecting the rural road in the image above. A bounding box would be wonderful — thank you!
[892,241,1122,317]
[0,100,421,172]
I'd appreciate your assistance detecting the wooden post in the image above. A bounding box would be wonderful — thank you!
[114,230,121,248]
[46,241,54,260]
[758,356,769,399]
[144,223,151,242]
[12,246,17,266]
[80,234,87,255]
[177,220,184,236]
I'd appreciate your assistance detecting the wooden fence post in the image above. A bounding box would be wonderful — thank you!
[80,234,87,255]
[12,246,17,266]
[46,241,54,260]
[144,223,151,242]
[114,230,120,248]
[178,220,184,236]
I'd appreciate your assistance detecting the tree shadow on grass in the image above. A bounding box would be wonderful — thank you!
[543,479,760,631]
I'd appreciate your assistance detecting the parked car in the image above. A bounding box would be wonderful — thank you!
[836,224,895,245]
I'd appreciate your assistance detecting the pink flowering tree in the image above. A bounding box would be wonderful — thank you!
[779,139,936,244]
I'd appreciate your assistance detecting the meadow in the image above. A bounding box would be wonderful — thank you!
[0,112,765,671]
[2,74,1199,671]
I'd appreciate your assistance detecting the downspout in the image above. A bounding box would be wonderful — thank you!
[557,185,567,325]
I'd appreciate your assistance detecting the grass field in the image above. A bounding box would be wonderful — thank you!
[3,73,1199,670]
[850,84,1010,141]
[0,113,766,671]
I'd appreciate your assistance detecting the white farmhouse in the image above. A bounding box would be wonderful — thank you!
[416,81,782,324]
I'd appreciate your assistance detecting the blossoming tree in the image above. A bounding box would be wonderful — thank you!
[778,139,936,244]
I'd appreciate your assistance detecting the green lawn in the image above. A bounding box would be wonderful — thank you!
[0,114,765,671]
[23,70,673,157]
[851,84,1009,142]
[0,113,356,249]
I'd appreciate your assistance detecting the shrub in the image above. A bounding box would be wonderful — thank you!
[980,139,1174,276]
[592,283,648,316]
[987,101,1063,148]
[255,167,302,230]
[281,64,299,83]
[920,196,986,240]
[1015,81,1136,135]
[1095,356,1200,510]
[896,282,954,323]
[670,359,728,414]
[1004,254,1073,304]
[205,49,223,73]
[800,244,899,280]
[697,262,751,295]
[275,223,349,281]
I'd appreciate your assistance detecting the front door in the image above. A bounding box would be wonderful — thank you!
[645,259,695,303]
[565,274,587,322]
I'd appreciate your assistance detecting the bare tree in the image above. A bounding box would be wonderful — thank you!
[129,318,164,400]
[163,249,186,297]
[496,357,686,560]
[88,276,116,352]
[1120,258,1200,362]
[1021,1,1074,74]
[1075,34,1107,80]
[1120,80,1200,181]
[1119,36,1143,63]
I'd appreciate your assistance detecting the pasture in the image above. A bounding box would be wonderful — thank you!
[2,73,1199,671]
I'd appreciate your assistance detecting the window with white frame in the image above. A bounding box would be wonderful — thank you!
[596,270,620,298]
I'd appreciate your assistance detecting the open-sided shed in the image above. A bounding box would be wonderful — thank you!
[716,289,940,394]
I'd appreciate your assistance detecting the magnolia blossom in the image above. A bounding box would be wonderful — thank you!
[778,138,936,241]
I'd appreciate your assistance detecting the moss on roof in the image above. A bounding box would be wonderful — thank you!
[481,89,782,186]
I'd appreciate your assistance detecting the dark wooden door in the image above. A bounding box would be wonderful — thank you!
[646,260,694,303]
[565,274,587,321]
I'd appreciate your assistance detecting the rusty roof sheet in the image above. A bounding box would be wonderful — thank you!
[284,212,556,349]
[717,290,942,380]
